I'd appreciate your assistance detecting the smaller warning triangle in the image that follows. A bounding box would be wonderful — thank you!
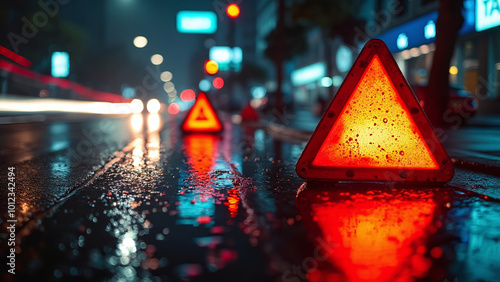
[296,39,454,183]
[240,102,260,122]
[181,92,223,133]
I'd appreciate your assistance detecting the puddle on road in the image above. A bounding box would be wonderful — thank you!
[294,182,500,282]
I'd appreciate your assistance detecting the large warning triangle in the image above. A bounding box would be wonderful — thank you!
[181,92,223,133]
[296,39,454,183]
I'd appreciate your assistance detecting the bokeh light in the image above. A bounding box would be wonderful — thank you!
[180,89,196,102]
[199,79,211,92]
[321,77,333,87]
[147,99,161,113]
[163,82,175,93]
[133,36,148,48]
[168,90,177,98]
[168,103,180,115]
[449,66,458,75]
[204,60,218,75]
[130,99,144,113]
[151,54,163,65]
[213,77,224,89]
[332,75,343,87]
[160,71,173,82]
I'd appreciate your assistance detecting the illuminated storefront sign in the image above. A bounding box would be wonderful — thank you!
[209,46,243,71]
[476,0,500,31]
[291,62,326,86]
[51,51,70,78]
[377,0,475,53]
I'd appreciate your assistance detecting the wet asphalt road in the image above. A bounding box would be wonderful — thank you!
[1,113,500,281]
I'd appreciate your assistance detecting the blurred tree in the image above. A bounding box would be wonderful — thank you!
[79,46,147,94]
[264,24,308,64]
[290,0,365,98]
[0,1,87,71]
[1,2,146,95]
[234,63,267,89]
[427,0,464,127]
[263,17,308,115]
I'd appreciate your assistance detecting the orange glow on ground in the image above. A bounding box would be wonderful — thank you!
[312,56,438,169]
[298,187,437,281]
[185,134,218,177]
[182,92,222,132]
[226,188,240,217]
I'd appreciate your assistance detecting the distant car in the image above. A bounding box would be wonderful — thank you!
[411,85,479,124]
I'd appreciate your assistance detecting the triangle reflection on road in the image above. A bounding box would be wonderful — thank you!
[296,182,440,281]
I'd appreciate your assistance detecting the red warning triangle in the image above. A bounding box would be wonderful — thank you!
[181,92,223,133]
[296,39,454,183]
[240,102,260,121]
[196,108,208,121]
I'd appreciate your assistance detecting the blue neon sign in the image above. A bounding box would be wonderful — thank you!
[176,11,217,34]
[397,33,409,50]
[51,52,70,78]
[424,20,436,39]
[291,62,326,86]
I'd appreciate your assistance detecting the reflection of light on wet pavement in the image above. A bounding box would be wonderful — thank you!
[48,122,70,152]
[177,134,220,226]
[297,184,438,281]
[177,196,215,226]
[147,113,161,133]
[147,114,161,162]
[446,199,500,281]
[147,133,160,162]
[131,138,144,168]
[184,134,218,177]
[118,231,137,258]
[226,188,240,218]
[128,114,163,167]
[130,114,143,134]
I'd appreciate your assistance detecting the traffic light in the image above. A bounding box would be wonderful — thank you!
[226,3,240,18]
[204,60,219,75]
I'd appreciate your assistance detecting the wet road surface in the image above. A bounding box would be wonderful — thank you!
[1,113,500,281]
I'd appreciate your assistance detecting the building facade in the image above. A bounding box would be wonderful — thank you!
[259,0,500,114]
[377,0,500,114]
